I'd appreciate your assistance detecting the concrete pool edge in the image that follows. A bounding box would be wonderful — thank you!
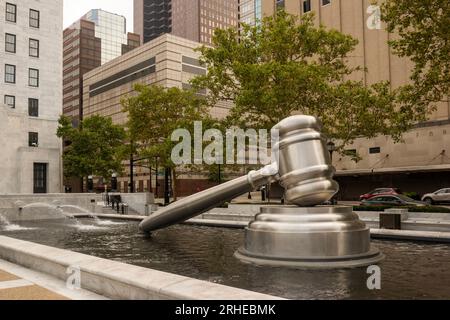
[71,213,450,243]
[0,236,283,300]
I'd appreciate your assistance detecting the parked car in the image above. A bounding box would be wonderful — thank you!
[421,188,450,205]
[359,188,402,201]
[361,194,426,207]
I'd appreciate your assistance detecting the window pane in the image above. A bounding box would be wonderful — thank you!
[5,33,16,53]
[29,68,39,87]
[322,0,331,5]
[4,95,15,108]
[5,64,16,83]
[30,9,40,28]
[29,132,39,147]
[29,39,39,57]
[303,0,312,13]
[6,3,17,22]
[28,98,39,117]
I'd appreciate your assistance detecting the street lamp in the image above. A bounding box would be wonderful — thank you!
[111,173,118,192]
[87,175,94,193]
[327,141,336,162]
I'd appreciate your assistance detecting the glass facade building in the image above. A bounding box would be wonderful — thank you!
[83,9,129,64]
[239,0,262,28]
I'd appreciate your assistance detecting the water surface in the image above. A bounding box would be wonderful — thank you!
[1,219,449,299]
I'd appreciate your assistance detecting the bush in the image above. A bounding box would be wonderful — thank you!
[402,192,421,200]
[353,205,450,213]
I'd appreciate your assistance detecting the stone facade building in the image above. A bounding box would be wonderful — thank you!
[0,0,63,194]
[82,34,232,195]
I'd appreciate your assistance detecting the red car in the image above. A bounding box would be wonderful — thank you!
[359,188,402,201]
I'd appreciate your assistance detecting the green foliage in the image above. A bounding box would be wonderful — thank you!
[122,84,212,198]
[121,84,210,169]
[382,0,449,113]
[57,115,126,179]
[192,11,420,152]
[402,192,421,201]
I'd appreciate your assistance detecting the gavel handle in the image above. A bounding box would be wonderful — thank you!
[139,168,276,232]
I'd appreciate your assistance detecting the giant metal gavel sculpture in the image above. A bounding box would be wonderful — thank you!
[139,115,339,233]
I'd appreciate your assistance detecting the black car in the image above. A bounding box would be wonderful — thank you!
[361,194,426,207]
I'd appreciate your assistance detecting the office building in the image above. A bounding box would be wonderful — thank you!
[259,0,450,198]
[82,34,232,194]
[0,0,63,194]
[63,9,140,127]
[134,0,239,45]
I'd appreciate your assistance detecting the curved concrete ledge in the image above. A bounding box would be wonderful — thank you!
[0,236,282,300]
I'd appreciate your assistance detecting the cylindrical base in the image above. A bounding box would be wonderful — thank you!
[235,206,384,269]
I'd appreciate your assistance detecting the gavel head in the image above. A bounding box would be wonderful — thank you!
[272,115,339,206]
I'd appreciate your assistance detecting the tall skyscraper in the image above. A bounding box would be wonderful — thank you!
[239,0,262,27]
[134,0,239,45]
[0,0,63,194]
[63,9,140,127]
[63,10,140,192]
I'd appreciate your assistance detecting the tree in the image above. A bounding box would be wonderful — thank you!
[57,115,126,185]
[191,11,426,153]
[121,84,210,200]
[381,0,449,112]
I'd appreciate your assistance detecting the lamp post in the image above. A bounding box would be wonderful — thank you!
[218,164,222,184]
[111,173,117,192]
[87,175,94,193]
[327,141,336,162]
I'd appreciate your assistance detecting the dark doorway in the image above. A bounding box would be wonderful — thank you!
[33,163,47,194]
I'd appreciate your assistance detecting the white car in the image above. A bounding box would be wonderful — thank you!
[421,188,450,205]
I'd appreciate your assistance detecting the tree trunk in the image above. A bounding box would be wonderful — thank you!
[172,167,178,201]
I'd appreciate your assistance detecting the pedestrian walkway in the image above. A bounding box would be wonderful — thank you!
[0,259,106,300]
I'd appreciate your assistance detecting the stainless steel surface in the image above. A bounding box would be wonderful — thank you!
[140,115,339,232]
[139,170,275,232]
[236,206,384,269]
[273,116,339,206]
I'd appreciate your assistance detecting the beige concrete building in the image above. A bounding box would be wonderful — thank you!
[82,34,231,194]
[258,0,450,199]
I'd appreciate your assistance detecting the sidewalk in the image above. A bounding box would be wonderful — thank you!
[0,259,106,300]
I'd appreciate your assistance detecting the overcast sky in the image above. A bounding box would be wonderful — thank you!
[63,0,134,32]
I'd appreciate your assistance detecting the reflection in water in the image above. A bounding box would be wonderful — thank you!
[1,220,450,299]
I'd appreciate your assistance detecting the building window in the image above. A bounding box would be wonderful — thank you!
[28,98,39,117]
[29,39,39,57]
[4,95,15,108]
[303,0,312,13]
[29,68,39,87]
[29,132,39,147]
[5,64,16,83]
[369,147,381,154]
[5,33,16,53]
[322,0,331,6]
[29,9,40,28]
[276,0,285,9]
[6,3,17,23]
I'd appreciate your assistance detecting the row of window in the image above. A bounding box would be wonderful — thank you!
[5,3,40,28]
[3,96,39,117]
[5,33,40,57]
[344,147,381,156]
[3,65,39,87]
